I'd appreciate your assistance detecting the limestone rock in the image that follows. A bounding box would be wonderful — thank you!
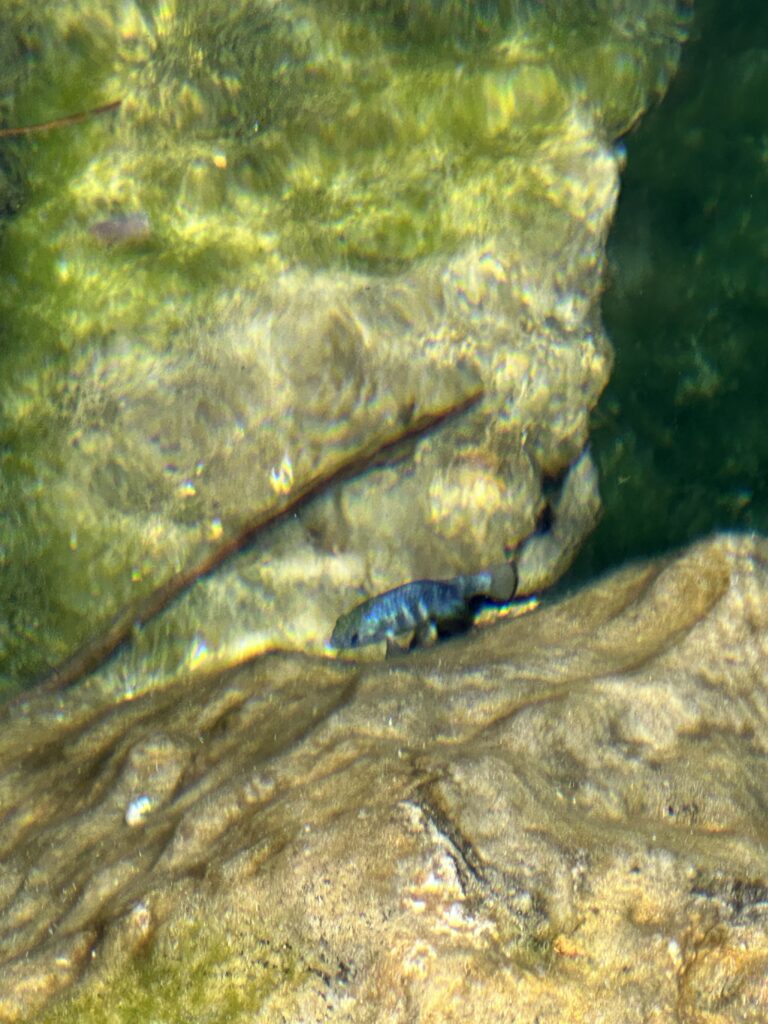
[1,533,767,1022]
[0,0,688,686]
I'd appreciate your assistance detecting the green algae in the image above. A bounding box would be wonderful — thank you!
[34,916,309,1024]
[0,0,688,693]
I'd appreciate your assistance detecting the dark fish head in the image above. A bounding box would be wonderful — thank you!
[329,609,363,649]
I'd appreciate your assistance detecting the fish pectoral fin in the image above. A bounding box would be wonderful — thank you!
[412,619,439,649]
[385,635,412,658]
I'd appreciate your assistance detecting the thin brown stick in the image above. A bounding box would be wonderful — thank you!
[25,390,483,697]
[0,99,121,139]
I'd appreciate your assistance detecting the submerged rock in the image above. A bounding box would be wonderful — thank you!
[1,533,767,1022]
[0,0,688,688]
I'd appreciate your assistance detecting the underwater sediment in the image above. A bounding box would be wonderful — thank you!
[0,534,767,1022]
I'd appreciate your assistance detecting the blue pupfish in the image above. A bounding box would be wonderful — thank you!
[329,563,518,650]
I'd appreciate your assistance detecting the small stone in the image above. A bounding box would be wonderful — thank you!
[124,795,154,828]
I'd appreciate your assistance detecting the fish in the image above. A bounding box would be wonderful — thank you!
[329,562,518,650]
[88,211,151,245]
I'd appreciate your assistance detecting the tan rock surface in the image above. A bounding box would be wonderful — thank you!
[2,532,768,1022]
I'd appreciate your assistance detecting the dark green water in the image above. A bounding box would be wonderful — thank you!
[573,0,768,579]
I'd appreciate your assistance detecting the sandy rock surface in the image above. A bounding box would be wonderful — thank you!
[1,532,767,1022]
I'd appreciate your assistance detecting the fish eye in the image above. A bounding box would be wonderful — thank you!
[350,632,359,646]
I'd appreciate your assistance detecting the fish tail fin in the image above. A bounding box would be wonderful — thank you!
[458,562,518,602]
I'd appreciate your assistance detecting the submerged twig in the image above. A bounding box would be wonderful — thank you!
[0,99,121,139]
[26,390,483,697]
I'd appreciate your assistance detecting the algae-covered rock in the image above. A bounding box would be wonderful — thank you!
[0,533,767,1022]
[0,0,688,689]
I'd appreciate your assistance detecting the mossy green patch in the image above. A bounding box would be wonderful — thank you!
[35,916,310,1024]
